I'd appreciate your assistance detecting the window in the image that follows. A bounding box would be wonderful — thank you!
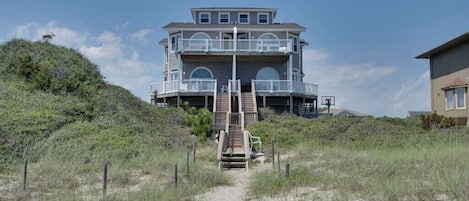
[239,13,249,24]
[190,33,210,50]
[258,33,279,51]
[256,67,279,80]
[199,12,210,24]
[445,87,467,110]
[258,13,268,24]
[446,90,454,110]
[170,34,180,51]
[456,88,466,109]
[289,35,298,52]
[191,67,213,79]
[219,12,230,24]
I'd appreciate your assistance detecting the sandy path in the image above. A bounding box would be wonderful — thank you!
[194,168,251,201]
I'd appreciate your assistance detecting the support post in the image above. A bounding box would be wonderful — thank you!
[23,159,28,191]
[103,162,108,196]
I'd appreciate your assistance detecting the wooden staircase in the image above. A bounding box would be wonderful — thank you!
[215,80,259,170]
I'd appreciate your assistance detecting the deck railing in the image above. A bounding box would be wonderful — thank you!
[253,80,318,96]
[179,39,292,53]
[150,79,216,95]
[151,79,317,96]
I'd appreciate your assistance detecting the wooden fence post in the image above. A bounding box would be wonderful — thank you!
[285,164,290,177]
[186,150,190,176]
[271,139,275,167]
[103,162,108,196]
[23,159,28,191]
[193,141,196,164]
[174,164,178,187]
[277,152,280,172]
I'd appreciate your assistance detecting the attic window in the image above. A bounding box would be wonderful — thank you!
[239,13,249,24]
[200,12,210,24]
[258,13,268,24]
[219,12,229,24]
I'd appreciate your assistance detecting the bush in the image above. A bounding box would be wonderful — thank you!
[183,104,212,141]
[420,112,456,130]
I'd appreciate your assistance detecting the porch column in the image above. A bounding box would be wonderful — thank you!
[232,26,237,81]
[288,54,293,91]
[290,95,293,114]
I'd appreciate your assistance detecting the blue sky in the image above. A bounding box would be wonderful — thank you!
[1,0,468,117]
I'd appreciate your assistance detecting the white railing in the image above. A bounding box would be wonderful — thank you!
[150,79,216,95]
[179,39,292,53]
[253,80,318,96]
[151,79,317,96]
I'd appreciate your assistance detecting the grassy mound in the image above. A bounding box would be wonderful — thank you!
[0,39,190,170]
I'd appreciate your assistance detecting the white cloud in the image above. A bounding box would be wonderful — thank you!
[303,48,430,117]
[128,29,154,45]
[13,21,87,47]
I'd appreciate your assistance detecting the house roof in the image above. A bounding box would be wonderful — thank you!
[408,111,431,117]
[190,7,278,20]
[163,22,306,33]
[415,32,469,59]
[441,78,468,90]
[320,108,370,117]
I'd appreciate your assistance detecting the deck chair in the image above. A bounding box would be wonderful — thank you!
[248,131,262,153]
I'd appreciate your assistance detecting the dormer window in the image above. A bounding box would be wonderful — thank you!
[258,13,268,24]
[199,12,210,24]
[239,13,249,24]
[219,12,230,24]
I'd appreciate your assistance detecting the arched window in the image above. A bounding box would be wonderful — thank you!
[258,33,279,51]
[256,67,279,80]
[190,67,213,79]
[190,33,211,50]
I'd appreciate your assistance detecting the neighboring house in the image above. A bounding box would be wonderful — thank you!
[320,108,370,118]
[416,32,469,125]
[151,7,318,116]
[408,111,431,118]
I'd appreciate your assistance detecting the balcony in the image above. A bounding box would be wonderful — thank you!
[177,39,292,53]
[151,79,217,95]
[253,80,318,96]
[151,79,317,97]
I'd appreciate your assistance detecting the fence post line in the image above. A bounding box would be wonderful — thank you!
[286,164,290,177]
[23,159,28,191]
[186,150,190,176]
[271,139,275,167]
[174,164,178,187]
[103,162,108,196]
[193,141,196,164]
[277,152,280,172]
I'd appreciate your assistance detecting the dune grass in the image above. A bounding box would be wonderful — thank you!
[248,129,469,200]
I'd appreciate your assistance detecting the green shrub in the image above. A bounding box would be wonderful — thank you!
[420,112,456,130]
[184,104,212,141]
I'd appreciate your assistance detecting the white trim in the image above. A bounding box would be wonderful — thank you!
[238,13,249,24]
[257,13,269,24]
[199,12,210,24]
[288,34,299,53]
[259,33,279,40]
[190,32,211,39]
[218,12,230,24]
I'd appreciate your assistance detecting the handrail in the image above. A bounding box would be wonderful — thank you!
[217,130,226,161]
[250,80,258,113]
[237,80,242,113]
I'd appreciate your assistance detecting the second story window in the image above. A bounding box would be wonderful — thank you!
[239,13,249,24]
[258,13,269,24]
[219,12,230,24]
[171,34,180,51]
[199,12,210,24]
[289,35,298,52]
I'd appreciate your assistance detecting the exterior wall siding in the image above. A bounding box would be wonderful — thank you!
[431,68,469,118]
[431,42,469,79]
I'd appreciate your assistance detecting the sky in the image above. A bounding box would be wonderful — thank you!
[1,0,468,117]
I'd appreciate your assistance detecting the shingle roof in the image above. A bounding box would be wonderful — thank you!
[320,108,370,117]
[416,32,469,59]
[163,22,306,32]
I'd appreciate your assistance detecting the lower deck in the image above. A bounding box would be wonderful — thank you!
[153,93,318,117]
